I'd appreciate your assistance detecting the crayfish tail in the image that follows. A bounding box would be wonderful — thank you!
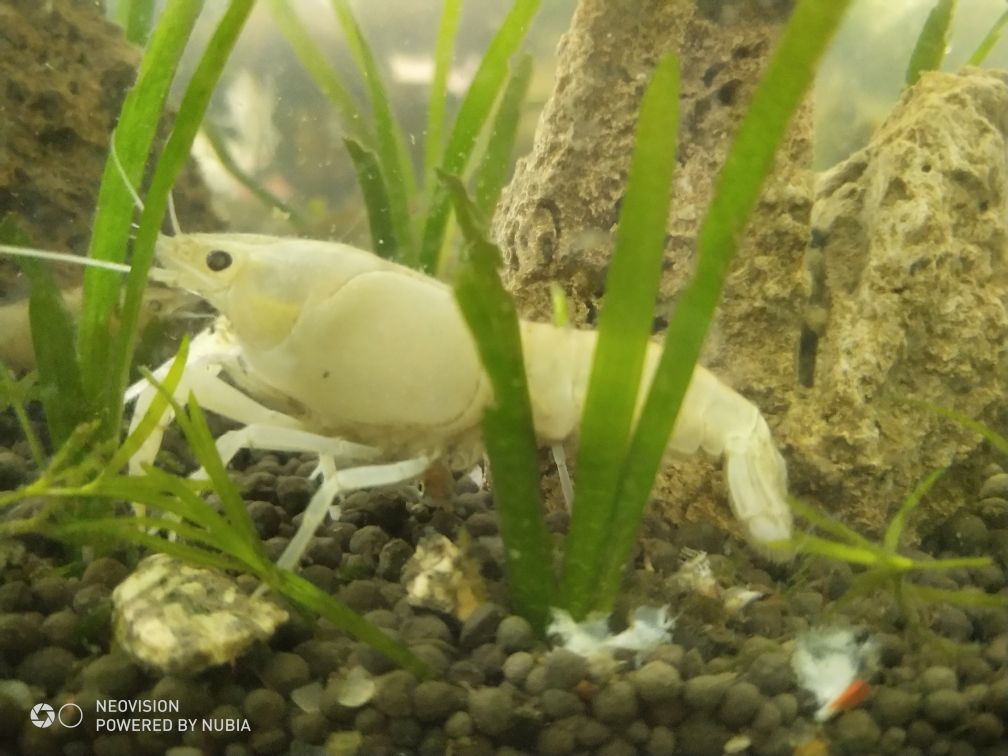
[723,415,794,561]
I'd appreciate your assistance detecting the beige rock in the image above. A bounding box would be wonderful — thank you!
[782,68,1008,534]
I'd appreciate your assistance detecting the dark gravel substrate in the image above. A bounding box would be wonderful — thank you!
[0,417,1007,755]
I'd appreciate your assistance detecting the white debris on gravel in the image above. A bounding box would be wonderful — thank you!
[792,626,876,721]
[547,605,675,669]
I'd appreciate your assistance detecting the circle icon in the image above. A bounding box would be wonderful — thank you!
[58,703,84,729]
[30,703,54,728]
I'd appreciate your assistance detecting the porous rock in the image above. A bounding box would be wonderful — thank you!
[782,68,1008,534]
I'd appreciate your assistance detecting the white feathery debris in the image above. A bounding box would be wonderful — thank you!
[547,605,675,666]
[791,626,875,721]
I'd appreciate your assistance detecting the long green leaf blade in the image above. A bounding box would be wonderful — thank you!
[424,0,463,195]
[124,0,157,46]
[473,54,533,216]
[420,0,541,272]
[343,137,399,257]
[967,9,1008,65]
[20,260,86,448]
[595,0,853,611]
[265,0,369,144]
[557,54,680,617]
[556,56,681,616]
[330,0,416,258]
[106,0,255,435]
[79,0,204,424]
[883,467,944,552]
[106,336,189,472]
[906,0,958,86]
[271,568,429,677]
[446,173,554,632]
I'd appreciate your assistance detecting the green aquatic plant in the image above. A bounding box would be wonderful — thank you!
[109,0,157,46]
[264,0,538,272]
[0,342,426,675]
[450,0,853,626]
[906,0,958,86]
[1,0,426,673]
[786,468,1008,632]
[968,9,1008,66]
[905,0,1008,85]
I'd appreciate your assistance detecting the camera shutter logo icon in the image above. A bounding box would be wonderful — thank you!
[30,703,55,728]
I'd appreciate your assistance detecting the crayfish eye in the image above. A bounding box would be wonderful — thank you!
[206,249,233,272]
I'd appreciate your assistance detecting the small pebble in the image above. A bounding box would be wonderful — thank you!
[919,665,958,692]
[922,689,968,725]
[0,612,44,657]
[872,686,919,726]
[683,672,735,711]
[831,709,881,753]
[260,652,311,695]
[444,710,473,738]
[941,513,988,554]
[16,646,76,694]
[717,681,762,728]
[468,686,514,736]
[629,661,682,704]
[80,557,129,589]
[542,649,589,690]
[967,711,1004,745]
[574,716,611,748]
[986,677,1008,716]
[464,512,498,536]
[596,736,637,756]
[592,681,639,726]
[674,718,729,756]
[80,652,143,698]
[31,576,73,613]
[373,669,417,718]
[289,710,328,744]
[985,632,1008,666]
[305,536,342,568]
[247,500,281,539]
[459,603,505,650]
[387,717,423,748]
[502,651,534,685]
[469,642,505,682]
[349,525,390,556]
[538,720,577,755]
[496,615,535,653]
[412,680,465,722]
[338,579,390,612]
[276,475,312,513]
[646,725,677,755]
[930,605,974,642]
[979,473,1008,499]
[750,700,781,733]
[400,615,453,645]
[41,609,79,650]
[541,689,584,719]
[407,643,451,677]
[243,688,286,728]
[746,650,794,695]
[376,539,413,581]
[294,639,350,678]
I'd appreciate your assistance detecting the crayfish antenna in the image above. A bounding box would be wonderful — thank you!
[109,132,146,215]
[167,192,182,236]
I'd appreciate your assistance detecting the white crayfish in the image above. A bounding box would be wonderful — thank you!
[4,232,794,568]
